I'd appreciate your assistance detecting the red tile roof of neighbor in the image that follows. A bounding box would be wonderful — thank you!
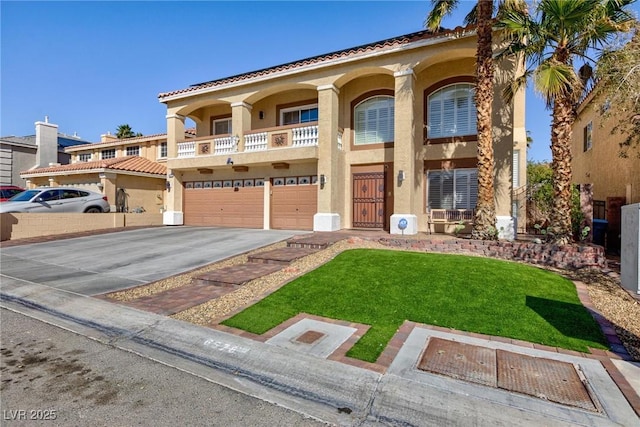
[158,26,475,100]
[21,156,167,176]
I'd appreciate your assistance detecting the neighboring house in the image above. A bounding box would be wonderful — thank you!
[571,87,639,251]
[0,117,90,187]
[157,27,527,238]
[21,130,195,213]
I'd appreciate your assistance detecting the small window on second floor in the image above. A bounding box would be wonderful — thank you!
[101,149,116,159]
[79,153,92,162]
[213,118,232,135]
[583,121,593,152]
[281,104,318,126]
[159,142,167,158]
[126,145,140,156]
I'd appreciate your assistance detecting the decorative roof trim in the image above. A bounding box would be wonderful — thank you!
[158,26,475,102]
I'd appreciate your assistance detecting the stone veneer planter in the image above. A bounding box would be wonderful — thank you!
[378,238,606,270]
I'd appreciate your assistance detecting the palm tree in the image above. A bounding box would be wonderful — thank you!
[426,0,511,240]
[499,0,635,244]
[115,124,142,139]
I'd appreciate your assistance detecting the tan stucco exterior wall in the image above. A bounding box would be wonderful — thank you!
[116,175,166,214]
[572,91,640,204]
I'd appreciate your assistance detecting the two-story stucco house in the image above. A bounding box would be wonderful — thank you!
[21,130,194,213]
[159,27,527,238]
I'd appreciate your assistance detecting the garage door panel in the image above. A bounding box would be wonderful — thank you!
[271,185,317,230]
[184,187,263,228]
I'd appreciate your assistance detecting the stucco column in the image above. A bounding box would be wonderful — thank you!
[166,113,185,158]
[99,172,117,212]
[493,54,525,240]
[391,69,418,235]
[314,84,341,231]
[164,112,185,225]
[231,101,252,152]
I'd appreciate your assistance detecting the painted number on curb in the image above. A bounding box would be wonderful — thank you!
[204,339,249,354]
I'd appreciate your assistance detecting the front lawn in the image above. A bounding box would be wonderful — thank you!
[222,249,608,362]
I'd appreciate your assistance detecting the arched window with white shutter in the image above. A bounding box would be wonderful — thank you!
[426,82,477,140]
[353,95,395,145]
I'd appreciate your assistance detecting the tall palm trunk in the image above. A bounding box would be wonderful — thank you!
[548,94,574,244]
[471,0,497,240]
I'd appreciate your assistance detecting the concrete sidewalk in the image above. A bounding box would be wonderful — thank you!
[2,279,638,426]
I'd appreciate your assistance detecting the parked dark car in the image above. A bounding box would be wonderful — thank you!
[0,187,110,213]
[0,185,25,202]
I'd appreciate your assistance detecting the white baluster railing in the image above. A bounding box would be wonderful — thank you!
[292,125,318,147]
[244,132,268,152]
[213,136,237,155]
[177,141,196,158]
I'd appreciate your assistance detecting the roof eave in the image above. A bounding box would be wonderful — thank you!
[158,28,476,103]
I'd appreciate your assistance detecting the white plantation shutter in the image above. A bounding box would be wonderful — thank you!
[427,172,441,210]
[354,96,395,145]
[512,149,520,188]
[428,98,442,136]
[441,171,454,209]
[427,168,478,209]
[427,84,477,138]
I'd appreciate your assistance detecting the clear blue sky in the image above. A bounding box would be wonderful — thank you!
[2,1,638,162]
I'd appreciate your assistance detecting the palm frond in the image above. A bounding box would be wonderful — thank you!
[425,0,460,31]
[502,70,533,103]
[534,60,582,107]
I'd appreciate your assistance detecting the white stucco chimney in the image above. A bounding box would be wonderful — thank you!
[35,117,59,168]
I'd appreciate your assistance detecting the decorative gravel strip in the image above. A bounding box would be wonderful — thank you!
[106,241,288,302]
[567,269,640,360]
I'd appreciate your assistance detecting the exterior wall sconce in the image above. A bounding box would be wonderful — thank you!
[319,174,326,189]
[259,111,265,120]
[398,170,405,183]
[166,180,171,192]
[226,157,234,165]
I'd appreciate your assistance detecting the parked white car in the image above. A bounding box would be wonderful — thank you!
[0,187,110,213]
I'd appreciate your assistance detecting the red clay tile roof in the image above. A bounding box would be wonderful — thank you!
[21,156,166,176]
[158,26,474,100]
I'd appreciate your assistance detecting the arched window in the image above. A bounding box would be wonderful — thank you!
[427,83,476,139]
[354,96,394,145]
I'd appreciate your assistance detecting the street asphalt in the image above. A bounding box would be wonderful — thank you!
[1,227,639,426]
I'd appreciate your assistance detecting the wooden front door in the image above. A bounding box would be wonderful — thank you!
[353,172,386,228]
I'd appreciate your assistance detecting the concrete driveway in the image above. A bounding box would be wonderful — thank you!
[0,226,308,296]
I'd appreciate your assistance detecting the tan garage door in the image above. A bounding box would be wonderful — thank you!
[184,184,263,228]
[271,177,317,230]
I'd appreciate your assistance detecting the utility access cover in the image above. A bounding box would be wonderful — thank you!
[417,337,599,412]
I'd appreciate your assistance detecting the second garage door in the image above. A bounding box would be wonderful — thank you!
[184,183,263,228]
[271,176,317,230]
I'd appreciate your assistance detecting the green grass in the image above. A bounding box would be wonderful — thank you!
[222,249,608,362]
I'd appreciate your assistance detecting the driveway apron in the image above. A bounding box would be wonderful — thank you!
[0,227,308,296]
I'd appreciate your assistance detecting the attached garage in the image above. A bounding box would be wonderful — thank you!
[270,176,317,230]
[184,180,263,228]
